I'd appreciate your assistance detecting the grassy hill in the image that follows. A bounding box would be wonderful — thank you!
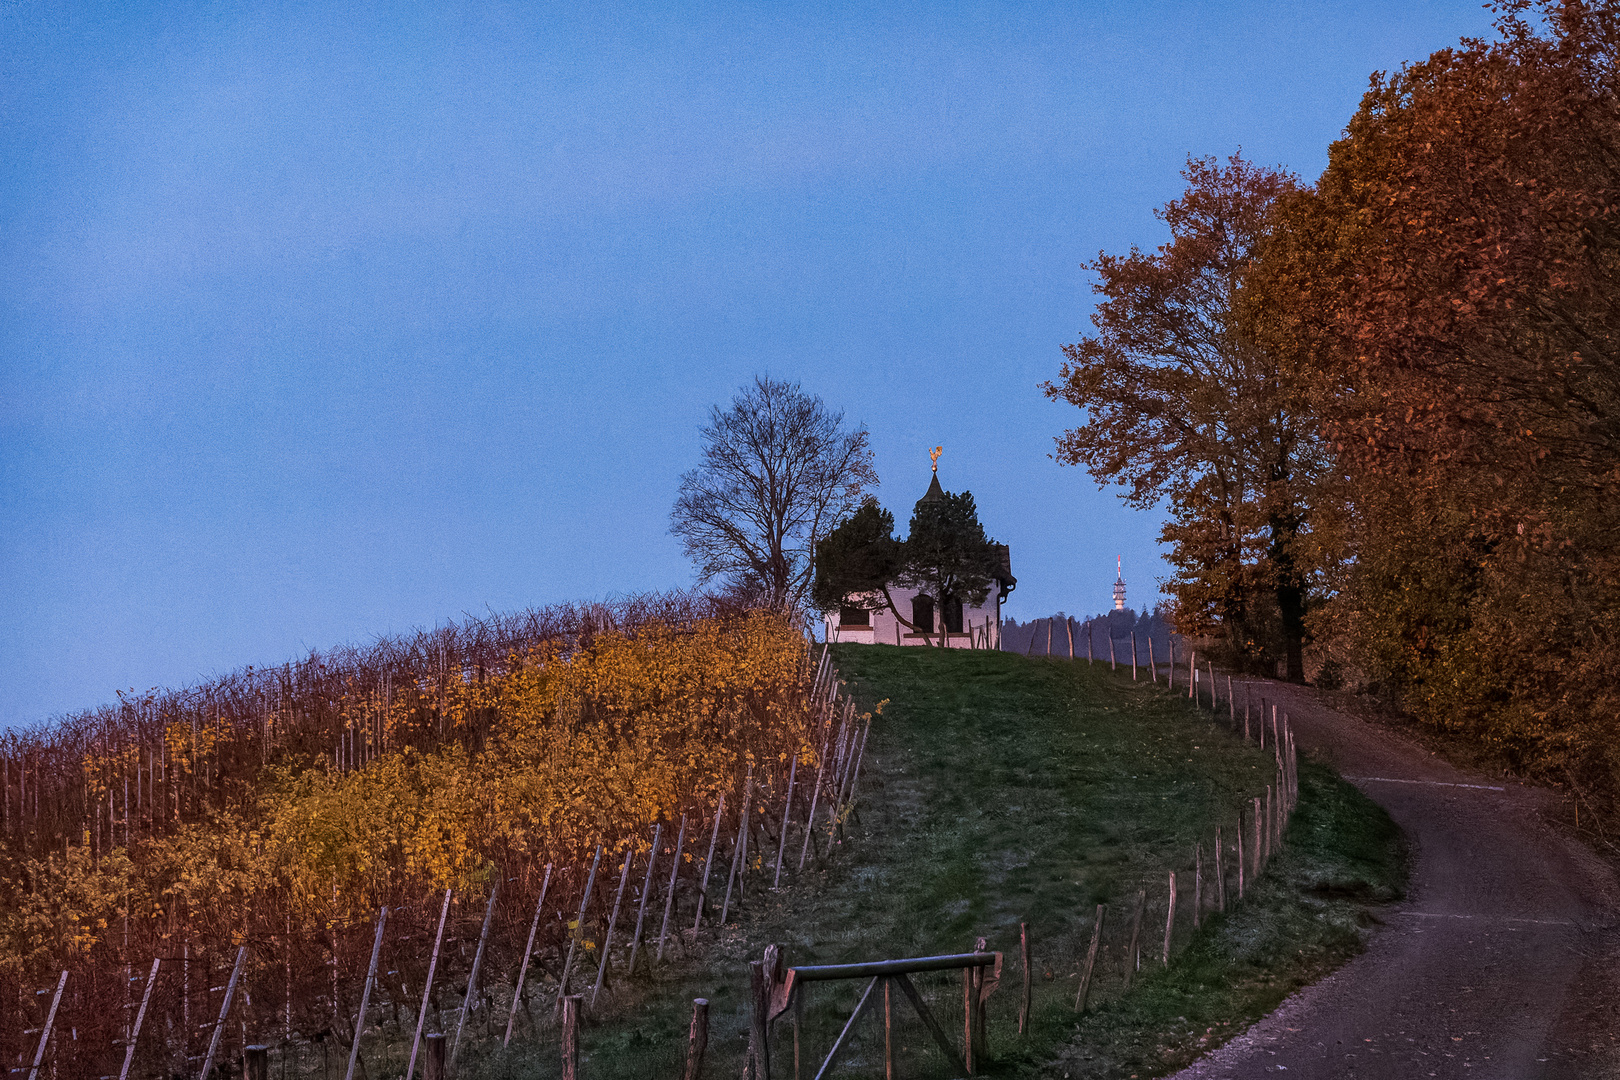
[473,645,1403,1079]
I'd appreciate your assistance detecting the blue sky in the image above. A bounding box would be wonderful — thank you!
[1,1,1497,728]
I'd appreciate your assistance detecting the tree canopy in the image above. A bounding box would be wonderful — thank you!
[671,377,877,611]
[813,481,1003,645]
[1044,153,1321,678]
[1060,0,1620,821]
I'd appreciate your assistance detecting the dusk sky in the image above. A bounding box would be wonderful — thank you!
[1,1,1497,729]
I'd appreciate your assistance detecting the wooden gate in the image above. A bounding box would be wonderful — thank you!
[760,946,1002,1078]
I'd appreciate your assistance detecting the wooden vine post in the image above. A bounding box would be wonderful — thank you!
[407,888,454,1080]
[504,864,553,1047]
[454,885,499,1061]
[345,907,389,1080]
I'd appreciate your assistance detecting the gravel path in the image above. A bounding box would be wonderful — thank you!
[1168,680,1620,1079]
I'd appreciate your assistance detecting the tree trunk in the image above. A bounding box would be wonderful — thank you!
[1269,515,1307,682]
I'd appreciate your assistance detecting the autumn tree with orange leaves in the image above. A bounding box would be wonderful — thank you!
[1247,0,1620,808]
[1045,154,1323,679]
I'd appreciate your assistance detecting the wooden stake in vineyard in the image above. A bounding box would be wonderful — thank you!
[695,798,725,931]
[407,889,454,1080]
[197,946,247,1080]
[346,908,389,1080]
[772,756,796,889]
[799,719,830,871]
[561,847,602,1000]
[455,886,499,1060]
[627,822,663,977]
[117,958,160,1080]
[27,970,67,1080]
[720,769,754,926]
[595,842,635,1004]
[657,816,686,962]
[504,864,554,1047]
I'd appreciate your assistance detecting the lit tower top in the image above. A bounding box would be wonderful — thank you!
[1113,556,1126,611]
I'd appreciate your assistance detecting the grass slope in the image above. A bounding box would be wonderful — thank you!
[467,646,1403,1079]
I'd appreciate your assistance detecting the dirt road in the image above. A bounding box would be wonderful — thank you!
[1170,681,1620,1079]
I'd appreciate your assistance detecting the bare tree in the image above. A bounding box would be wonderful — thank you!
[671,377,877,611]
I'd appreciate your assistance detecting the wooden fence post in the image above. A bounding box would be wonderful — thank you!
[1264,786,1274,866]
[1018,922,1031,1035]
[685,998,710,1080]
[746,960,770,1080]
[561,995,581,1080]
[1193,844,1203,929]
[1187,650,1196,698]
[1148,635,1156,683]
[1109,632,1116,671]
[972,935,989,1061]
[1236,816,1246,900]
[1253,797,1263,879]
[1162,870,1178,964]
[962,965,976,1074]
[424,1033,447,1080]
[1123,890,1146,989]
[244,1044,270,1080]
[1075,905,1105,1013]
[1214,827,1226,911]
[1131,633,1138,680]
[1067,618,1075,659]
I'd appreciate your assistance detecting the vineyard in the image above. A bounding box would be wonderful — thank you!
[0,593,874,1077]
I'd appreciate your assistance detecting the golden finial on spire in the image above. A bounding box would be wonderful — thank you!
[930,446,943,473]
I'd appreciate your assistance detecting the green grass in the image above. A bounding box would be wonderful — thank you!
[459,646,1404,1079]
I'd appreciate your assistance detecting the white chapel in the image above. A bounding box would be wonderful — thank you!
[823,459,1016,647]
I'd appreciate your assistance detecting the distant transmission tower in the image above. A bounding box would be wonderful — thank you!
[1113,556,1126,611]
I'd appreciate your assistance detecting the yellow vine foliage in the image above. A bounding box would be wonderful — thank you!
[0,610,816,964]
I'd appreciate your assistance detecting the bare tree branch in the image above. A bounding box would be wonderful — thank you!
[671,377,878,611]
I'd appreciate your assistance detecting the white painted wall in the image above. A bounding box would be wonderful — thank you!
[822,583,1004,648]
